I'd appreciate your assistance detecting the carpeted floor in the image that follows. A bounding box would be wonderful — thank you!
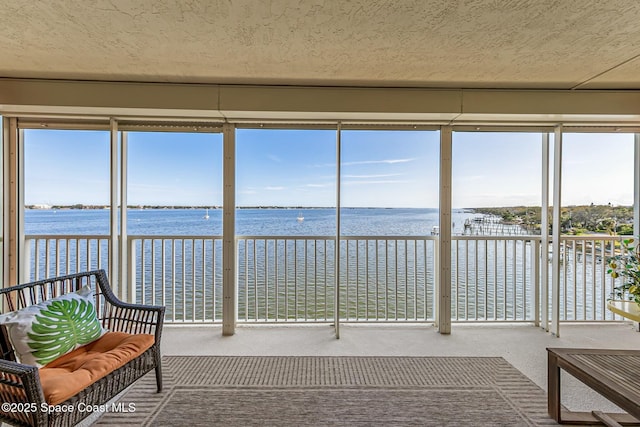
[95,356,557,426]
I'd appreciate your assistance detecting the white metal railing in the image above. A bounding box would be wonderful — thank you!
[236,236,438,323]
[451,236,540,322]
[22,233,632,324]
[24,235,110,282]
[237,236,334,322]
[127,235,223,323]
[553,235,626,322]
[340,236,437,322]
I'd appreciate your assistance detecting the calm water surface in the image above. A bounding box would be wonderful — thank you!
[23,208,606,322]
[25,208,478,236]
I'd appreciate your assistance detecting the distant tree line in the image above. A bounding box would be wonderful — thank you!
[473,204,634,235]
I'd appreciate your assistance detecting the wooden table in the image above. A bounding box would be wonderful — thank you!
[547,348,640,426]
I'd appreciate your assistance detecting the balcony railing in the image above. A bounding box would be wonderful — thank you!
[23,234,628,324]
[235,236,438,323]
[452,236,539,322]
[555,236,621,321]
[127,236,223,323]
[24,235,111,280]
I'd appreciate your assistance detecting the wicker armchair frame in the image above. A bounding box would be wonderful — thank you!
[0,269,164,427]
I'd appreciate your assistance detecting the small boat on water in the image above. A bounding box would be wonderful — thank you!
[203,208,210,220]
[297,211,304,222]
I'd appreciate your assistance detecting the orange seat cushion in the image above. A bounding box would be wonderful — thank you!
[38,331,155,405]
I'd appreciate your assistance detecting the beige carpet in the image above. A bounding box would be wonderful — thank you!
[95,356,556,426]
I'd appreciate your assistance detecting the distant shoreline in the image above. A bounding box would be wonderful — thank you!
[25,204,634,236]
[26,205,446,210]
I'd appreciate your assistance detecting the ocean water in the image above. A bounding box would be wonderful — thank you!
[24,208,608,323]
[24,207,478,236]
[22,208,479,321]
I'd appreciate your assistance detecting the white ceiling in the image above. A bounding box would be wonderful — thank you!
[1,0,640,90]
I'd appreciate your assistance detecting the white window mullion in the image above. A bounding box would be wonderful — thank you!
[551,126,563,337]
[6,119,25,286]
[540,133,550,331]
[119,131,128,302]
[222,123,236,336]
[438,126,452,334]
[109,118,119,294]
[335,123,342,339]
[634,133,640,236]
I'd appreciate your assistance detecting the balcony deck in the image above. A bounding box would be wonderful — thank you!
[22,232,640,423]
[160,322,640,417]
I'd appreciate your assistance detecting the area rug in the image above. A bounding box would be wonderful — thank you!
[95,356,556,426]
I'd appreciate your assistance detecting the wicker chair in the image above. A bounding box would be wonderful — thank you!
[0,269,164,427]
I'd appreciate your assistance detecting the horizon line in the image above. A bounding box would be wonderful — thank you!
[25,203,633,210]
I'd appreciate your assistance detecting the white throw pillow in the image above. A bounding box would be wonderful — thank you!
[0,286,107,367]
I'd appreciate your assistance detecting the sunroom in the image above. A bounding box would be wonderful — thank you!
[1,1,640,424]
[2,84,640,337]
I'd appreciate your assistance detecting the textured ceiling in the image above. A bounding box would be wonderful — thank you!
[1,0,640,89]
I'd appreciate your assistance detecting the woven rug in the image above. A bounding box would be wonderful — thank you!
[95,356,556,426]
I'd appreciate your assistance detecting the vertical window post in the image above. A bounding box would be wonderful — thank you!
[119,131,128,302]
[438,126,452,334]
[335,123,342,339]
[550,125,563,337]
[635,133,640,236]
[540,133,550,331]
[0,117,4,287]
[109,118,119,295]
[222,123,236,336]
[17,127,25,284]
[5,118,21,286]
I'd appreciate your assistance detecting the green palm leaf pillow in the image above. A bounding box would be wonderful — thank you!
[0,286,107,367]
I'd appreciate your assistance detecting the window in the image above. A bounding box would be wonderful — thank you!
[23,129,111,279]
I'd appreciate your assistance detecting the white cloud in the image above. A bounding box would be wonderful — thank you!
[342,173,404,179]
[265,186,285,191]
[305,183,332,188]
[312,158,416,168]
[343,179,412,186]
[455,175,485,182]
[342,158,415,166]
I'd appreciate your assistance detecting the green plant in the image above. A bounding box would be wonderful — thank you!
[617,224,634,235]
[607,238,640,305]
[28,297,103,365]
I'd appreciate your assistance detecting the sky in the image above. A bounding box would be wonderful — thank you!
[23,128,635,208]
